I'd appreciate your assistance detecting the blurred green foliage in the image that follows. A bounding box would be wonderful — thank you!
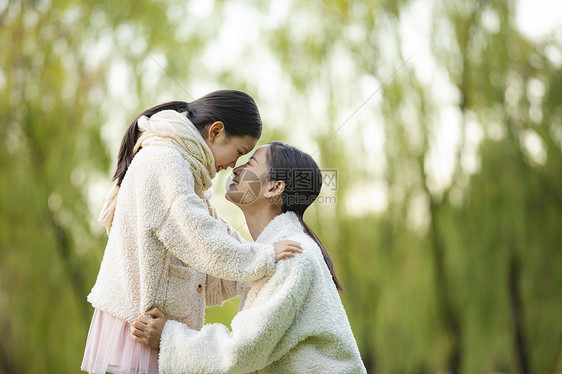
[1,0,561,373]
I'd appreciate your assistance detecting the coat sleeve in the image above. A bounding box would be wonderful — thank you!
[205,274,240,307]
[158,254,315,374]
[156,191,276,282]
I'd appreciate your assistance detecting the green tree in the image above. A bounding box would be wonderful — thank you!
[261,0,562,372]
[0,0,211,371]
[1,0,560,373]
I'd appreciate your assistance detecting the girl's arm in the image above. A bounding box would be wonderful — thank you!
[156,192,301,282]
[146,149,300,283]
[157,192,274,281]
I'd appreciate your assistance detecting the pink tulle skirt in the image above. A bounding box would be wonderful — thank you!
[81,309,159,374]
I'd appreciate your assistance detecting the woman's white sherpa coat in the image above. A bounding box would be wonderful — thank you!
[159,212,367,374]
[87,145,275,329]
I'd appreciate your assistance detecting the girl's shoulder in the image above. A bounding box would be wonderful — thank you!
[135,145,188,165]
[124,146,196,196]
[132,146,194,177]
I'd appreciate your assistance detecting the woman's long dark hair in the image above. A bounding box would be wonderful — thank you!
[113,90,263,186]
[266,141,344,292]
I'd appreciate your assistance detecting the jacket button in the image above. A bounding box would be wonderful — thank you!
[197,284,203,293]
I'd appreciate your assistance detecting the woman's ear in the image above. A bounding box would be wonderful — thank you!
[207,121,225,144]
[264,180,285,200]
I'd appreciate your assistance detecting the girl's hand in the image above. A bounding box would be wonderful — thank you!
[129,307,167,349]
[273,240,303,262]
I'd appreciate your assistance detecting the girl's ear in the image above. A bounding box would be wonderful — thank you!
[207,121,225,144]
[264,180,285,200]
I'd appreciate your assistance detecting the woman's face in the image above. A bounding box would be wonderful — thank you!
[225,145,271,206]
[204,121,259,173]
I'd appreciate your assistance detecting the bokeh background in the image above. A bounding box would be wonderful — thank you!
[1,0,561,373]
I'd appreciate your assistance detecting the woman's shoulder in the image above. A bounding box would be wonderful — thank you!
[283,232,324,271]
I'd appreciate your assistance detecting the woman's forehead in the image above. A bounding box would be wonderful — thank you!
[251,144,271,159]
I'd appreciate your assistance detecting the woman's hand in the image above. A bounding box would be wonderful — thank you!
[273,240,303,262]
[129,307,167,349]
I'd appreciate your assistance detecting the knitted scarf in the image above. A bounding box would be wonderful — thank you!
[98,110,217,234]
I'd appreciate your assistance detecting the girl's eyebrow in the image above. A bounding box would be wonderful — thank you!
[233,137,248,154]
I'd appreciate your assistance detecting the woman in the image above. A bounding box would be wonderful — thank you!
[82,92,301,374]
[131,141,367,373]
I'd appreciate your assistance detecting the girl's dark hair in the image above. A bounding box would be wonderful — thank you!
[113,90,263,185]
[266,141,343,292]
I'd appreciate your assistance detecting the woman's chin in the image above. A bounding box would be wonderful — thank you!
[225,191,241,207]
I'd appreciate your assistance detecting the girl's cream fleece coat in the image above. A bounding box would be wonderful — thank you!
[87,145,276,329]
[159,212,367,374]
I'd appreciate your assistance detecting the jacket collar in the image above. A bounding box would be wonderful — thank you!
[255,211,304,244]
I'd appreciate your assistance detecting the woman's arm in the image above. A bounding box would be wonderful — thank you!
[134,252,315,374]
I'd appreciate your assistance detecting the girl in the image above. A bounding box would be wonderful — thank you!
[81,91,301,374]
[131,142,367,373]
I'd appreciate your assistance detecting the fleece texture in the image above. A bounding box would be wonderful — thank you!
[87,143,276,329]
[98,110,216,234]
[159,212,367,373]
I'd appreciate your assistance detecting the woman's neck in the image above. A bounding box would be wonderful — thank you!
[242,206,282,241]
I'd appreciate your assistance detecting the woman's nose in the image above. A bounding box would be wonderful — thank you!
[232,164,243,175]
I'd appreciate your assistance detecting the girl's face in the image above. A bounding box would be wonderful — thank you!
[204,122,259,173]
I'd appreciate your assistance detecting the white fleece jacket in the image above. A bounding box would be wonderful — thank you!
[87,145,275,329]
[159,212,367,374]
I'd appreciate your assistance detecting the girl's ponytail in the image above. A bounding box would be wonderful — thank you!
[297,213,344,292]
[112,90,263,185]
[112,101,189,185]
